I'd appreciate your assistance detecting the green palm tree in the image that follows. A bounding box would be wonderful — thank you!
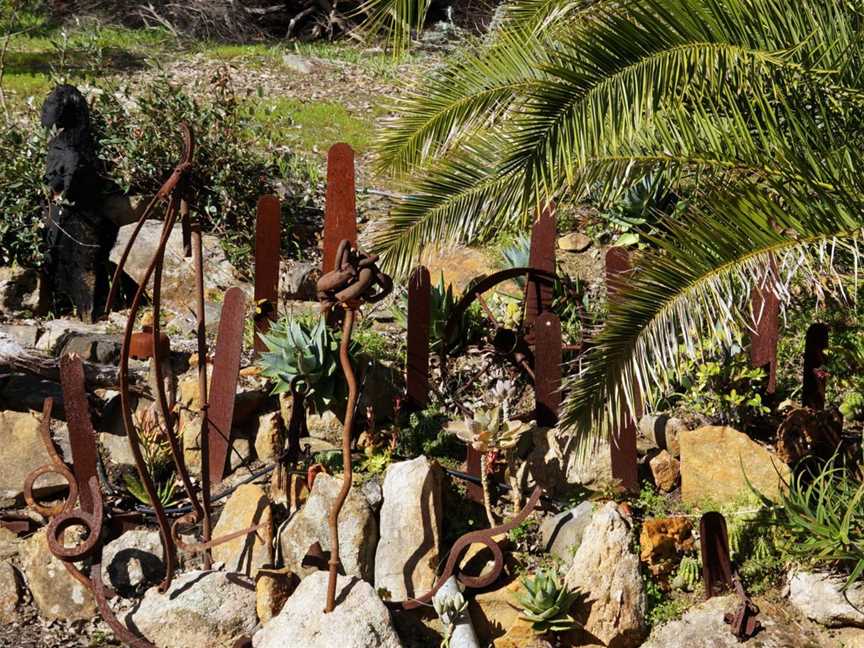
[371,0,864,456]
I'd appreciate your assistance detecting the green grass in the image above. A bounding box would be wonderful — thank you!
[247,96,380,154]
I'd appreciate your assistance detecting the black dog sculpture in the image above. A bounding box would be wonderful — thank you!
[41,84,117,322]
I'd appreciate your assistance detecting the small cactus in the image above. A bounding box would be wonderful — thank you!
[671,555,701,591]
[514,569,581,636]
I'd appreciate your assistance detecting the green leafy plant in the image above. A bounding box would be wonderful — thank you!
[514,568,581,636]
[258,316,341,412]
[671,555,701,592]
[767,456,864,589]
[122,410,178,507]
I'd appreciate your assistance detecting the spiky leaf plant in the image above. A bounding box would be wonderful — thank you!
[257,316,340,412]
[514,569,581,636]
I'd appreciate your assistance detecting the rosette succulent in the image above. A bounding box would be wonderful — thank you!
[257,316,340,411]
[515,569,581,636]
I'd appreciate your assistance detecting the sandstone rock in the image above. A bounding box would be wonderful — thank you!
[60,332,122,364]
[280,260,318,300]
[649,450,680,492]
[470,579,524,645]
[639,517,694,581]
[521,427,613,494]
[0,323,40,347]
[361,476,383,511]
[306,410,344,444]
[637,414,685,457]
[0,266,42,315]
[103,193,153,228]
[539,501,594,562]
[278,473,377,581]
[788,570,864,628]
[255,411,284,462]
[0,560,19,624]
[19,528,96,621]
[558,232,592,253]
[564,502,647,648]
[252,572,403,648]
[101,529,165,597]
[0,409,67,503]
[494,618,555,648]
[34,318,106,354]
[212,484,273,578]
[420,245,496,292]
[375,456,442,600]
[0,527,19,559]
[110,220,239,314]
[282,54,315,75]
[255,567,299,624]
[129,570,257,648]
[680,426,790,505]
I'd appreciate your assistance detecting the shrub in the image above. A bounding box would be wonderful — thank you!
[0,72,317,270]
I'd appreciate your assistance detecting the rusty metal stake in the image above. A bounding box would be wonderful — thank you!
[206,286,247,486]
[406,265,431,410]
[803,323,829,410]
[322,143,357,275]
[254,195,281,355]
[750,258,780,394]
[534,312,562,427]
[606,247,639,493]
[525,203,556,341]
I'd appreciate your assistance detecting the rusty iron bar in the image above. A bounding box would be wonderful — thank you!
[191,219,213,569]
[401,486,543,610]
[23,398,78,518]
[406,265,431,410]
[524,203,557,344]
[534,312,562,428]
[803,323,829,410]
[254,195,282,355]
[317,240,392,613]
[322,144,358,275]
[128,325,171,361]
[605,247,639,493]
[206,286,247,486]
[700,512,761,640]
[749,258,780,394]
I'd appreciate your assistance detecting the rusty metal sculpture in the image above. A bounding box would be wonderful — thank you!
[605,247,639,493]
[534,312,562,428]
[401,486,544,610]
[700,512,762,641]
[524,203,557,340]
[322,144,358,274]
[254,195,281,355]
[750,258,780,394]
[316,239,392,612]
[406,265,431,410]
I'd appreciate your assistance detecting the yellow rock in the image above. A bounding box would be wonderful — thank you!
[470,579,524,645]
[255,567,298,624]
[680,425,790,505]
[212,484,273,578]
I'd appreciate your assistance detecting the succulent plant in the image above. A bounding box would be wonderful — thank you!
[671,555,701,592]
[447,406,533,525]
[257,316,340,411]
[514,569,581,636]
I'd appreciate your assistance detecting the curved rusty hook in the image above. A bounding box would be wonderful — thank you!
[401,486,543,610]
[23,399,79,518]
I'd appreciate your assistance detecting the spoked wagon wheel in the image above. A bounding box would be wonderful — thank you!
[440,267,586,397]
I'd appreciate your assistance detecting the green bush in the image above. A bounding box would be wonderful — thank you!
[0,72,316,270]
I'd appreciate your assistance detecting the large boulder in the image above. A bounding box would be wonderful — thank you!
[0,266,42,316]
[375,456,442,601]
[252,572,403,648]
[212,483,273,578]
[0,409,67,504]
[641,595,825,647]
[101,529,165,597]
[564,502,647,648]
[110,220,241,314]
[19,528,96,621]
[788,570,864,628]
[680,426,790,505]
[539,501,594,562]
[128,570,257,648]
[278,473,377,581]
[520,427,613,494]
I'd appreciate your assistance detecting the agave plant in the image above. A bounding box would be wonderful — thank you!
[257,316,341,412]
[448,405,532,525]
[514,569,581,636]
[371,0,864,460]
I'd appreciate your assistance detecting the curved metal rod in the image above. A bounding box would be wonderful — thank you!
[23,399,79,517]
[401,486,543,610]
[170,512,267,554]
[119,207,181,593]
[325,307,357,613]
